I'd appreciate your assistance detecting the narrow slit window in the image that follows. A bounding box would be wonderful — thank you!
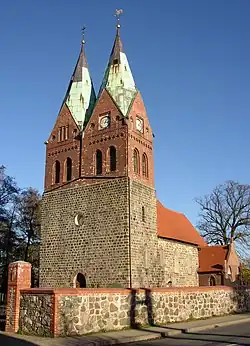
[142,206,145,222]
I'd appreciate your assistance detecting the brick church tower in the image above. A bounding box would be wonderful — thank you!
[40,24,161,288]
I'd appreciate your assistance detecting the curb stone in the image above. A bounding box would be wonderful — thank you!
[185,316,250,333]
[2,315,250,345]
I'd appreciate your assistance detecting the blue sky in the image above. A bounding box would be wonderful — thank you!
[0,0,249,226]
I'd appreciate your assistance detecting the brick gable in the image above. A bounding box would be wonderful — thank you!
[44,103,81,191]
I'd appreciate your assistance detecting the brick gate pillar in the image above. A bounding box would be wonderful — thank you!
[5,261,31,333]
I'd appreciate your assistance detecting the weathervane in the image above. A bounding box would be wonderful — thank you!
[81,26,86,43]
[115,9,123,27]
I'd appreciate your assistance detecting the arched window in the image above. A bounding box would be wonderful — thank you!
[54,160,60,184]
[110,146,116,171]
[209,275,216,286]
[167,281,172,287]
[66,157,72,181]
[142,153,148,178]
[75,273,86,288]
[96,150,102,175]
[133,148,140,174]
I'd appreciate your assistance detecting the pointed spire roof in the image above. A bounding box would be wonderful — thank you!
[72,42,88,82]
[64,36,96,130]
[98,24,137,116]
[109,25,123,64]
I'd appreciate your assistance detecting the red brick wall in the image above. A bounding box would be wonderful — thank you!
[44,90,155,191]
[81,89,128,178]
[127,92,154,188]
[5,262,31,333]
[44,104,81,191]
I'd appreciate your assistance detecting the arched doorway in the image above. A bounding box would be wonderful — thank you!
[75,273,86,288]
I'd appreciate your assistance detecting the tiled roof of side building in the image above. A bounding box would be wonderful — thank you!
[156,200,207,247]
[198,245,229,273]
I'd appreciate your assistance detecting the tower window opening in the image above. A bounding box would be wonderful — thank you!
[75,273,86,288]
[133,148,140,175]
[110,146,117,172]
[54,160,60,184]
[142,153,149,178]
[96,150,102,175]
[66,157,72,181]
[113,59,118,65]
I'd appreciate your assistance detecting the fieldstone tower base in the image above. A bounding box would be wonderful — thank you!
[40,177,160,289]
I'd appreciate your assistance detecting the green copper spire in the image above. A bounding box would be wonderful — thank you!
[99,15,137,116]
[65,30,96,130]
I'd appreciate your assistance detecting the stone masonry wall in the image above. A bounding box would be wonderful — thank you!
[18,287,250,337]
[19,294,53,336]
[40,177,130,288]
[129,180,159,287]
[129,180,199,288]
[159,238,199,287]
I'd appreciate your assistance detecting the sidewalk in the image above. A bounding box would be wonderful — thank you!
[1,313,250,346]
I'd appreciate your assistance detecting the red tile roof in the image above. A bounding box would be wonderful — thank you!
[198,245,229,272]
[157,201,207,247]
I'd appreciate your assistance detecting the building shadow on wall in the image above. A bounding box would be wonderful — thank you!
[0,333,36,345]
[130,288,155,329]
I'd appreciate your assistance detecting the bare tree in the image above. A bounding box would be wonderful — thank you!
[195,181,250,249]
[0,166,19,292]
[16,188,41,262]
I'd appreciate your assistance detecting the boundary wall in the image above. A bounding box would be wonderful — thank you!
[5,262,250,337]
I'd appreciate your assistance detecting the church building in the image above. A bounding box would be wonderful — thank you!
[40,21,206,289]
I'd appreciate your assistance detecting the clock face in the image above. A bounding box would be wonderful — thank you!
[100,115,110,129]
[136,117,143,133]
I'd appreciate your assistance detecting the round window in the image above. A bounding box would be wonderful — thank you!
[75,213,84,226]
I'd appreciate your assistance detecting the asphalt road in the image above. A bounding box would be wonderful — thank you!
[130,322,250,346]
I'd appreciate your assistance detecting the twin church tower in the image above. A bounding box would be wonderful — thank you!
[40,18,201,289]
[44,21,154,192]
